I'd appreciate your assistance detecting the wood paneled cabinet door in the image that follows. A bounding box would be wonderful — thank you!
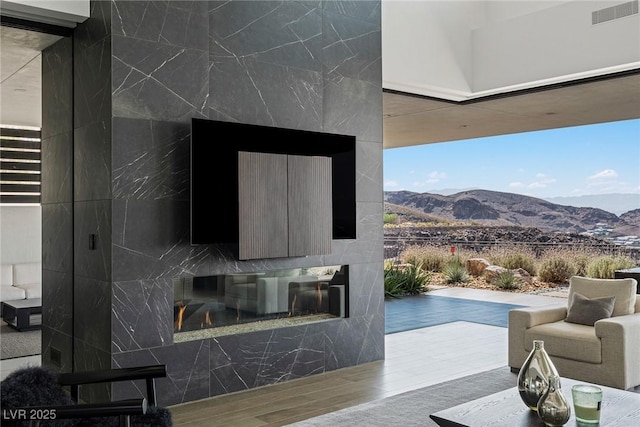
[238,151,332,260]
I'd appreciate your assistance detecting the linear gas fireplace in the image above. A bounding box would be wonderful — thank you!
[173,265,348,340]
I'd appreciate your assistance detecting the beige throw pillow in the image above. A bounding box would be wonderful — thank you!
[568,276,637,317]
[565,292,616,326]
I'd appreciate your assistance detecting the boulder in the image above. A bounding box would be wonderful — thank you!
[466,258,491,276]
[483,265,508,281]
[512,267,533,284]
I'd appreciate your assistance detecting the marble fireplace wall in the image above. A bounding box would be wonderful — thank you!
[43,0,384,406]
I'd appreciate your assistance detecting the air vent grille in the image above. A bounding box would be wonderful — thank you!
[592,0,638,24]
[0,126,41,204]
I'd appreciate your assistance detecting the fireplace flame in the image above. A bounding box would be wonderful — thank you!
[201,310,212,328]
[316,283,322,312]
[175,302,187,331]
[289,293,297,317]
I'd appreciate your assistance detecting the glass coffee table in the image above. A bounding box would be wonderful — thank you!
[430,377,640,426]
[2,298,42,331]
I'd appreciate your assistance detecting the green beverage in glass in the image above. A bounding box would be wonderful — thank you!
[571,384,602,424]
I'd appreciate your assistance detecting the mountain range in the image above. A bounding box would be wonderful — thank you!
[384,189,640,236]
[542,193,640,216]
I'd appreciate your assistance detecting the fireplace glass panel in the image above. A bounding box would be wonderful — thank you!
[174,265,347,336]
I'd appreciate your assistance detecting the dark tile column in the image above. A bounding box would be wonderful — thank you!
[41,36,74,373]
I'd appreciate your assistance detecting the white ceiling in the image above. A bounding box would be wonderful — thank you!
[1,26,639,148]
[1,25,60,128]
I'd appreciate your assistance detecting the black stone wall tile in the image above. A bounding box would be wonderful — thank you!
[41,131,73,205]
[209,1,323,71]
[73,339,112,403]
[355,201,384,260]
[112,278,173,352]
[41,269,73,373]
[209,329,274,395]
[111,199,198,282]
[254,325,326,386]
[324,0,381,25]
[286,322,334,378]
[74,37,112,128]
[324,201,383,266]
[348,262,384,319]
[112,341,211,406]
[208,323,331,396]
[41,203,73,273]
[112,36,208,122]
[42,269,73,335]
[74,121,112,201]
[74,276,111,352]
[324,314,384,370]
[74,200,112,282]
[41,326,73,373]
[322,8,381,84]
[112,118,190,200]
[112,0,208,50]
[323,76,382,142]
[41,37,73,140]
[208,56,323,131]
[356,140,383,202]
[74,0,111,52]
[42,35,72,71]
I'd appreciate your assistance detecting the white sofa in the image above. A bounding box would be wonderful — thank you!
[1,262,42,313]
[224,270,319,315]
[508,276,640,390]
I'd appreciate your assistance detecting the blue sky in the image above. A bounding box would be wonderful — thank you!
[383,118,640,199]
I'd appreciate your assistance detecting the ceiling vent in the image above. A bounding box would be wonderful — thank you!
[592,0,638,24]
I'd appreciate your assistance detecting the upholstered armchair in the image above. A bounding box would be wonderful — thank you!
[508,276,640,390]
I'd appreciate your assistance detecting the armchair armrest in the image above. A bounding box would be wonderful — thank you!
[509,304,567,328]
[595,313,640,390]
[58,365,166,406]
[508,305,567,369]
[595,312,640,338]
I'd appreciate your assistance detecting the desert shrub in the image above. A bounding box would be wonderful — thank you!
[491,270,521,290]
[538,247,601,277]
[447,254,465,268]
[383,213,398,224]
[482,246,535,268]
[501,253,536,276]
[538,256,576,284]
[400,245,448,272]
[442,261,469,284]
[569,253,592,277]
[384,261,430,299]
[586,255,636,279]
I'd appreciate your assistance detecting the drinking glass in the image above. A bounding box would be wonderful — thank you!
[571,384,602,424]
